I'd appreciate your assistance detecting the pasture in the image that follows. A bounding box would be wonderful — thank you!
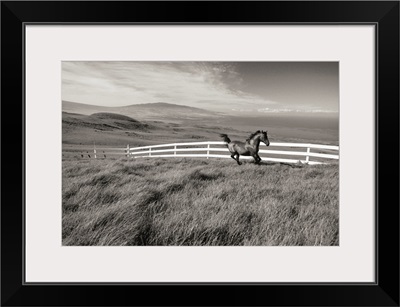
[62,157,339,246]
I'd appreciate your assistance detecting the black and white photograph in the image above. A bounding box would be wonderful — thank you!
[3,0,399,305]
[62,61,339,246]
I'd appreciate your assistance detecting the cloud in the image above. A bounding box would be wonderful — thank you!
[62,62,276,112]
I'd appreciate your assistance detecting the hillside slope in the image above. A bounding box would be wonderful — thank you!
[63,112,151,131]
[62,157,339,246]
[62,100,222,121]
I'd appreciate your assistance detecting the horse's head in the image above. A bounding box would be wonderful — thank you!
[260,130,270,146]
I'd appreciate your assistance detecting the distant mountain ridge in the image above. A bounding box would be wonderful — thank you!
[62,101,222,121]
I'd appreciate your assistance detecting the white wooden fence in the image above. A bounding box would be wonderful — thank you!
[125,141,339,165]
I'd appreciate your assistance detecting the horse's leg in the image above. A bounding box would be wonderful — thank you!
[235,153,242,165]
[253,155,258,164]
[252,154,260,164]
[256,154,262,164]
[230,151,241,165]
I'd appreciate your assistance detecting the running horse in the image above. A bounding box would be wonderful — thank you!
[220,130,270,165]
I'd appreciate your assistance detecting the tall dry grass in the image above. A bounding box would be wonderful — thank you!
[62,157,339,246]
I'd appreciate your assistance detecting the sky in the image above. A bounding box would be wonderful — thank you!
[62,61,339,115]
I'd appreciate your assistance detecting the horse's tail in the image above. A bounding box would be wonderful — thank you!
[220,134,231,144]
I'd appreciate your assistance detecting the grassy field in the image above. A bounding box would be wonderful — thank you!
[62,157,339,246]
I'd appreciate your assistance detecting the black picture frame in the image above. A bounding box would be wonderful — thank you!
[1,1,399,306]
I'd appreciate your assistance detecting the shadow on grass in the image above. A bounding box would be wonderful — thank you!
[255,161,306,168]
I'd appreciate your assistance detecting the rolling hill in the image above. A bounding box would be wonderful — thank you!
[62,101,339,147]
[63,112,151,131]
[63,111,155,146]
[62,101,222,122]
[62,110,234,146]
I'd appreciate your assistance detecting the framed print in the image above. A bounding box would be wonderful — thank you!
[1,1,399,306]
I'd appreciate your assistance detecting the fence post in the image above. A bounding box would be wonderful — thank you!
[126,144,130,158]
[174,145,177,156]
[306,147,310,164]
[207,144,210,159]
[149,147,151,157]
[94,148,97,159]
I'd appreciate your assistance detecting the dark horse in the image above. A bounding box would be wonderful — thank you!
[220,130,270,165]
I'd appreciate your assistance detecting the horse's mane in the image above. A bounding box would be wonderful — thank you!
[246,130,261,142]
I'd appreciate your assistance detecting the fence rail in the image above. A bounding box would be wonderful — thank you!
[128,141,339,165]
[64,141,339,165]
